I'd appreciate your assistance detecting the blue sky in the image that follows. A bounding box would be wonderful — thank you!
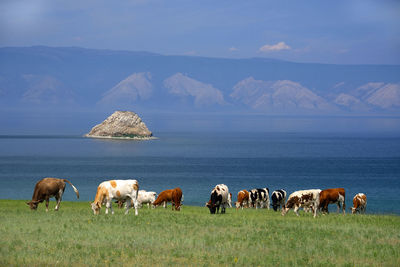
[1,0,399,64]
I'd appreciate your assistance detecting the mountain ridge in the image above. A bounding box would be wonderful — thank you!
[1,46,399,115]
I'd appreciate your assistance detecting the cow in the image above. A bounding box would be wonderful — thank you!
[91,179,139,215]
[351,193,367,214]
[249,188,270,209]
[281,189,321,218]
[27,177,79,212]
[271,189,287,211]
[235,189,250,210]
[319,188,346,214]
[116,190,157,209]
[152,188,183,211]
[206,184,229,214]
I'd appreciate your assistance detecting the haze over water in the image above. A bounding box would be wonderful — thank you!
[1,132,399,214]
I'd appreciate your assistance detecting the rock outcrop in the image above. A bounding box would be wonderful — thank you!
[86,111,153,139]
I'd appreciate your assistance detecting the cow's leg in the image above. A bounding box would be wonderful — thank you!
[54,196,61,211]
[267,199,270,210]
[147,203,150,209]
[45,197,50,212]
[342,201,346,215]
[293,205,300,216]
[129,196,138,216]
[105,199,113,214]
[163,201,166,208]
[55,190,63,211]
[124,198,131,215]
[313,204,318,218]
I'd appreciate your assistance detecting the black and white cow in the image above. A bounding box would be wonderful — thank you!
[271,189,287,211]
[206,184,229,214]
[249,188,270,209]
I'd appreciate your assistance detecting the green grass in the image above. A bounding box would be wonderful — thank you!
[0,200,399,266]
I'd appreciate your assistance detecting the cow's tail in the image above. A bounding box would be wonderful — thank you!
[63,179,80,199]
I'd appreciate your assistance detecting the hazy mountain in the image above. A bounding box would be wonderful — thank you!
[98,72,153,106]
[21,74,75,104]
[164,73,226,107]
[0,46,399,116]
[366,83,400,109]
[231,77,334,113]
[333,93,369,112]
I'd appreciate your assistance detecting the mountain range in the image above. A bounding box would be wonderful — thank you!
[1,46,399,117]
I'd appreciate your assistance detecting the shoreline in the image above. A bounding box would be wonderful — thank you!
[84,134,158,140]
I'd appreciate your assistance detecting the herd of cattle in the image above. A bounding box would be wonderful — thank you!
[26,177,368,217]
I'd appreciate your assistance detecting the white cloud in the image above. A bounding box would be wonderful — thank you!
[259,42,291,52]
[229,47,239,52]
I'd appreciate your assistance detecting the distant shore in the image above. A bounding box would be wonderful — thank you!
[84,134,157,140]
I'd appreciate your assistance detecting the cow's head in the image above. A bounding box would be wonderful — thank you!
[26,200,39,210]
[281,205,289,216]
[91,202,101,215]
[235,201,241,209]
[207,191,222,214]
[175,203,181,211]
[272,204,278,212]
[207,202,217,214]
[351,207,357,214]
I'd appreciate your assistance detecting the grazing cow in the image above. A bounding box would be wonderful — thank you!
[351,193,367,214]
[206,184,229,214]
[271,189,287,211]
[27,177,79,212]
[281,189,321,218]
[235,189,250,210]
[319,188,346,214]
[91,179,139,215]
[117,190,157,209]
[249,188,270,209]
[152,188,183,211]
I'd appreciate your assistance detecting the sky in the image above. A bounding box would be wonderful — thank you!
[1,0,399,65]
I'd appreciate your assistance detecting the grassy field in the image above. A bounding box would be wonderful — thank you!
[0,200,399,266]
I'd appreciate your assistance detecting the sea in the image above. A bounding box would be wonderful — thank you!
[0,132,399,214]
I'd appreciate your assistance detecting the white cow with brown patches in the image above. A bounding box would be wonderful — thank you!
[91,180,139,215]
[281,189,321,218]
[351,193,367,214]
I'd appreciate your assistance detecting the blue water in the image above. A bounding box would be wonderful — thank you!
[0,132,399,214]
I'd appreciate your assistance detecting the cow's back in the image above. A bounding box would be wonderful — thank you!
[215,184,229,204]
[32,178,65,200]
[153,189,173,205]
[287,189,321,207]
[320,188,345,199]
[106,180,138,197]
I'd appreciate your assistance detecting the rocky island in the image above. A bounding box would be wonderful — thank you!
[85,111,154,140]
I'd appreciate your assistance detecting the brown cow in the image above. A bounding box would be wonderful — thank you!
[152,188,183,211]
[319,188,346,214]
[235,190,249,209]
[27,177,79,211]
[351,193,367,214]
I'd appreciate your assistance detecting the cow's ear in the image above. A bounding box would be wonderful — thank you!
[26,202,31,206]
